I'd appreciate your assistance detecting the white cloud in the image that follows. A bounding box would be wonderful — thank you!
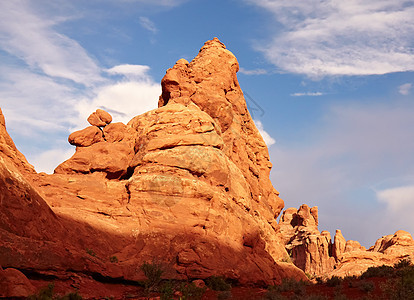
[239,67,268,75]
[399,83,412,95]
[254,120,276,147]
[377,185,414,214]
[0,1,103,85]
[106,64,151,78]
[246,0,414,77]
[291,92,324,97]
[74,78,160,127]
[139,16,158,34]
[376,185,414,230]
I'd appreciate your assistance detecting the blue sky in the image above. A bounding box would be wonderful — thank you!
[1,0,413,247]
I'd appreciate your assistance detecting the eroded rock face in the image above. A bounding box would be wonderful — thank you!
[0,268,35,298]
[159,38,283,222]
[0,38,307,288]
[280,204,414,278]
[279,205,335,276]
[330,230,414,278]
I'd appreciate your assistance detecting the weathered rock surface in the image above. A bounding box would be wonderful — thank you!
[279,205,335,276]
[0,38,308,293]
[330,230,414,277]
[280,204,414,278]
[68,126,104,147]
[0,267,35,298]
[159,38,283,222]
[87,108,112,127]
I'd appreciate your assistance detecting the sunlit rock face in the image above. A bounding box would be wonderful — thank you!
[0,38,308,296]
[280,204,414,278]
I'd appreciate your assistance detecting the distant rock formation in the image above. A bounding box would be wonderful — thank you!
[330,230,414,277]
[279,204,335,276]
[280,204,413,278]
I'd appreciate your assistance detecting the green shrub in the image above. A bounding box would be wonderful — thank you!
[28,283,55,300]
[140,260,165,292]
[315,277,324,284]
[268,278,307,296]
[159,280,174,300]
[205,276,231,291]
[217,290,232,300]
[109,256,118,263]
[358,280,374,293]
[361,265,394,279]
[325,276,342,287]
[179,282,206,300]
[28,283,83,300]
[333,294,348,300]
[394,258,412,269]
[281,256,292,264]
[85,248,96,257]
[264,289,287,300]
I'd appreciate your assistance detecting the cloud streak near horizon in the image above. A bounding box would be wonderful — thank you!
[247,0,414,77]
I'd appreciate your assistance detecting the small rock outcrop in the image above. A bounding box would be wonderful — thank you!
[87,108,113,127]
[56,109,135,179]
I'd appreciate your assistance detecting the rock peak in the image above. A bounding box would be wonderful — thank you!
[201,37,226,50]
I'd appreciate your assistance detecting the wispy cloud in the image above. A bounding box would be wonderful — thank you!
[0,1,103,86]
[239,67,268,75]
[246,0,414,77]
[139,16,158,34]
[399,83,412,95]
[291,92,324,97]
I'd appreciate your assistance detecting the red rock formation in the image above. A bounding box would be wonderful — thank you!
[0,38,308,294]
[87,109,112,127]
[329,230,414,277]
[0,268,35,298]
[159,38,283,222]
[279,205,335,276]
[333,229,346,260]
[280,204,414,278]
